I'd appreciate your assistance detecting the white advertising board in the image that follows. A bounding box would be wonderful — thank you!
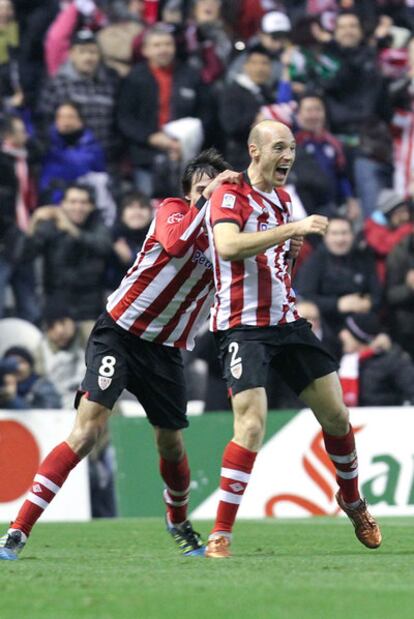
[0,411,91,522]
[192,407,414,519]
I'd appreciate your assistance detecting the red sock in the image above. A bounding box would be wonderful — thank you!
[160,453,190,524]
[11,442,80,536]
[323,426,360,505]
[211,441,257,536]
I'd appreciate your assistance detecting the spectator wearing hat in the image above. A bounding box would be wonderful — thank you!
[22,183,112,330]
[295,216,382,334]
[227,11,293,86]
[219,44,276,170]
[39,101,106,205]
[364,189,413,282]
[38,29,118,156]
[0,346,61,410]
[107,191,153,290]
[386,227,414,360]
[338,313,414,407]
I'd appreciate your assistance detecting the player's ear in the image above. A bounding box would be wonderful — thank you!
[248,142,259,160]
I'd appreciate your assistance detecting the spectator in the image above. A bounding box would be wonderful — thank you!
[295,216,382,333]
[321,11,393,217]
[296,299,341,359]
[44,0,109,77]
[386,228,414,360]
[39,101,106,204]
[35,304,87,410]
[338,313,414,406]
[227,11,293,86]
[184,0,232,84]
[117,24,206,197]
[0,0,21,107]
[0,114,40,323]
[219,44,275,170]
[38,29,118,156]
[107,191,153,289]
[98,0,144,76]
[0,345,61,410]
[262,93,358,219]
[390,36,414,197]
[23,183,112,331]
[364,189,414,282]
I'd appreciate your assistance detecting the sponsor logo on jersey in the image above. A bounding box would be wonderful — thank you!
[192,249,213,270]
[167,212,185,224]
[221,193,236,209]
[98,376,112,390]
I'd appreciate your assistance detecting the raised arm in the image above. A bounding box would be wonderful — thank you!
[213,216,328,261]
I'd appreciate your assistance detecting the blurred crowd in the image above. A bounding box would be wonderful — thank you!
[2,0,414,424]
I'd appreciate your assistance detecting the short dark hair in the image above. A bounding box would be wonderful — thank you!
[0,113,23,139]
[328,215,354,229]
[120,190,152,211]
[63,183,95,205]
[181,148,229,195]
[298,92,325,108]
[55,100,84,122]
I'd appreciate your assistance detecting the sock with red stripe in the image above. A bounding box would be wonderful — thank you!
[323,426,361,507]
[160,453,190,525]
[11,442,80,537]
[211,440,257,537]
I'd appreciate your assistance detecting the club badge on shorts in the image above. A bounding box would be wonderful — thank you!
[98,376,112,390]
[230,362,243,379]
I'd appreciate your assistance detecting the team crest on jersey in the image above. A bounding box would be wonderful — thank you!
[98,376,112,390]
[221,193,236,209]
[230,362,243,379]
[260,223,268,231]
[167,212,185,224]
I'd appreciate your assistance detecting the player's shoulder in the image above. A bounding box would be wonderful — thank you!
[157,197,188,215]
[275,187,292,204]
[211,179,250,202]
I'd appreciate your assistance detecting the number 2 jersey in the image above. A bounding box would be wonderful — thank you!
[206,175,299,331]
[106,196,214,351]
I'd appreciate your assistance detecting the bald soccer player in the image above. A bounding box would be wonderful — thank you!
[204,121,382,558]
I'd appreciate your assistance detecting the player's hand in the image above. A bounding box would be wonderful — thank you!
[288,235,304,259]
[295,215,328,237]
[202,170,242,199]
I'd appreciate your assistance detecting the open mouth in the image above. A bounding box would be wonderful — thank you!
[275,166,290,178]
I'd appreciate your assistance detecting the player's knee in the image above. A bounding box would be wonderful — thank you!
[235,411,265,450]
[69,406,109,457]
[155,429,184,461]
[320,405,350,436]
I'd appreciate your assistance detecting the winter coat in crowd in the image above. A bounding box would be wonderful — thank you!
[37,60,118,154]
[358,345,414,406]
[22,210,112,321]
[39,125,106,204]
[386,233,414,357]
[117,61,207,167]
[295,243,382,332]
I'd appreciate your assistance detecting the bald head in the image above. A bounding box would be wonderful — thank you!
[246,120,296,190]
[248,120,294,148]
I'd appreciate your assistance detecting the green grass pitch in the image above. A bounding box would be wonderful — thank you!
[1,517,413,619]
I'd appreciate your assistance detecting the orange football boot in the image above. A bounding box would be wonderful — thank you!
[336,492,382,549]
[205,535,231,558]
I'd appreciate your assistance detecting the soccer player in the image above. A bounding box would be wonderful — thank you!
[204,121,382,558]
[0,149,240,561]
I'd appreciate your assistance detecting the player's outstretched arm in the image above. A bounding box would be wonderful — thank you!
[214,215,328,261]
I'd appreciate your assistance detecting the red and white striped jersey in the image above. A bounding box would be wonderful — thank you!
[207,176,300,331]
[106,197,214,350]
